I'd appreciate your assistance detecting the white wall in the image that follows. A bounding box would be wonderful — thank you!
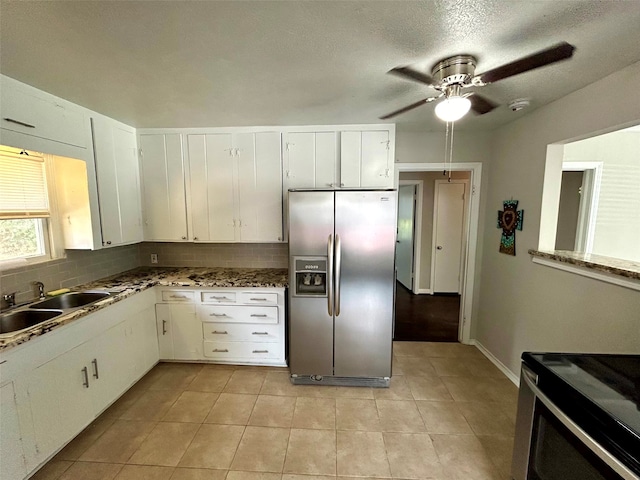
[476,61,640,377]
[564,129,640,262]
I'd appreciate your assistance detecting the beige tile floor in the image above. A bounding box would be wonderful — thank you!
[33,342,518,480]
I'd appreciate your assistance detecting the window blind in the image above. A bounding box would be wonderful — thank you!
[0,150,50,218]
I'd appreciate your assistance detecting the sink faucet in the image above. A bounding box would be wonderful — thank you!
[2,292,16,309]
[33,282,46,300]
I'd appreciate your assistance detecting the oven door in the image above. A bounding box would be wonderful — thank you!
[512,366,639,480]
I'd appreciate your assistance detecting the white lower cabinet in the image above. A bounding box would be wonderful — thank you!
[0,290,159,479]
[0,381,27,480]
[155,287,286,366]
[155,302,201,360]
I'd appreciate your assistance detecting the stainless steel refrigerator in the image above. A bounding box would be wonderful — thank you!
[288,189,397,387]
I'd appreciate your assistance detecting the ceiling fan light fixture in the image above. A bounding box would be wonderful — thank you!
[434,95,471,122]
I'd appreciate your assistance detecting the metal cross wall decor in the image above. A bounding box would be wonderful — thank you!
[497,200,523,255]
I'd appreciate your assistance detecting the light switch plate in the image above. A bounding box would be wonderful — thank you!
[150,253,158,264]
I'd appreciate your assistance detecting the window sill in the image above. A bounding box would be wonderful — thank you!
[528,250,640,291]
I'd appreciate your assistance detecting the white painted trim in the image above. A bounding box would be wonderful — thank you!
[395,162,482,345]
[432,179,469,295]
[562,161,603,254]
[399,179,423,294]
[417,288,433,295]
[531,257,640,292]
[471,340,520,386]
[138,124,395,135]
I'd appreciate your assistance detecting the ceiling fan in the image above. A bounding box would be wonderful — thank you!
[380,42,576,122]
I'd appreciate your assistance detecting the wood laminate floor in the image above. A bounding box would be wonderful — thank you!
[394,282,460,342]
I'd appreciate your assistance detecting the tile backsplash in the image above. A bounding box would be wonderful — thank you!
[1,244,141,306]
[138,242,288,269]
[1,242,288,307]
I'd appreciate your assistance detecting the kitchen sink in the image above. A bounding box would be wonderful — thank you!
[29,292,111,310]
[0,309,63,334]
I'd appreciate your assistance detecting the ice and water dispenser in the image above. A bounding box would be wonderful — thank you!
[293,257,327,296]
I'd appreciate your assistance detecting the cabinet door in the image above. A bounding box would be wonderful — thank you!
[27,345,95,463]
[129,305,160,378]
[170,304,201,360]
[139,134,188,241]
[187,134,235,242]
[284,132,316,189]
[93,118,142,247]
[87,323,130,414]
[114,126,143,244]
[315,132,338,188]
[361,130,391,187]
[156,303,174,360]
[0,382,27,480]
[340,130,393,188]
[237,132,282,242]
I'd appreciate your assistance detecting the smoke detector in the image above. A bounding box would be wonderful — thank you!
[508,98,531,112]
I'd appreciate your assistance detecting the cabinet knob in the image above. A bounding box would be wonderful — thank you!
[194,237,198,241]
[181,236,186,240]
[105,241,112,245]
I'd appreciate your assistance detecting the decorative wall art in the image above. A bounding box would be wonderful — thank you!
[497,200,524,255]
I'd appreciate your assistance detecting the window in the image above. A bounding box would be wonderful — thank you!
[537,123,640,284]
[0,146,53,266]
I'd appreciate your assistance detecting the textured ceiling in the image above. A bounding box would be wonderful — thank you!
[1,1,639,131]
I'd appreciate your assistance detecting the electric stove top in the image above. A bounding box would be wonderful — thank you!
[522,352,640,475]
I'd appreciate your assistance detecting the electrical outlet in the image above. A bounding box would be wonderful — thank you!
[150,253,158,264]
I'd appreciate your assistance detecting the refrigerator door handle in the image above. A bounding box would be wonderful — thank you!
[335,233,341,316]
[327,234,334,316]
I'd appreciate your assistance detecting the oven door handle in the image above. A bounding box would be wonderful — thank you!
[522,371,639,480]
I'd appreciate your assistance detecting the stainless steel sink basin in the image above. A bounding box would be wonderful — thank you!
[30,292,111,310]
[0,309,63,334]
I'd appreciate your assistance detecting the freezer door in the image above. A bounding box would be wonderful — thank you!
[288,190,335,376]
[288,190,334,256]
[334,190,397,377]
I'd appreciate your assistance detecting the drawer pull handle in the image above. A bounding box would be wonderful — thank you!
[162,320,167,335]
[252,332,269,335]
[250,297,268,301]
[81,366,90,388]
[250,314,268,318]
[212,349,229,353]
[252,350,269,354]
[211,331,228,335]
[170,295,187,299]
[92,359,99,379]
[211,296,229,300]
[210,313,227,317]
[4,117,36,128]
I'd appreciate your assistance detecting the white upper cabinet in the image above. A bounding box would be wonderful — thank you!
[341,130,393,188]
[0,76,88,149]
[91,116,143,247]
[139,133,189,241]
[283,131,338,189]
[187,131,282,243]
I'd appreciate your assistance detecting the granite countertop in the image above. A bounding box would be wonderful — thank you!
[0,267,288,352]
[528,249,640,280]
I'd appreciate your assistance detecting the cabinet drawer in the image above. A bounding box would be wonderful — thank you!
[199,305,278,324]
[238,292,278,305]
[203,341,280,360]
[201,292,237,304]
[202,323,280,342]
[161,291,194,302]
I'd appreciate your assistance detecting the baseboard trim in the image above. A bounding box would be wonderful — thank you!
[470,340,520,386]
[417,288,433,294]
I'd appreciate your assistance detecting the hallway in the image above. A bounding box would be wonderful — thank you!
[394,282,460,342]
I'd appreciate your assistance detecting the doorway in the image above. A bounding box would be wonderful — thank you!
[396,181,423,292]
[394,163,481,344]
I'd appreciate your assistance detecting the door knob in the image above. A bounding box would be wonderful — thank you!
[437,246,443,250]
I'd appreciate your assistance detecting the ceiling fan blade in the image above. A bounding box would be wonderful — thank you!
[477,42,576,84]
[469,93,498,115]
[388,66,434,86]
[379,97,438,119]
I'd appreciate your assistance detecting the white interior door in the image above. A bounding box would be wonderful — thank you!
[432,181,465,293]
[396,184,415,290]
